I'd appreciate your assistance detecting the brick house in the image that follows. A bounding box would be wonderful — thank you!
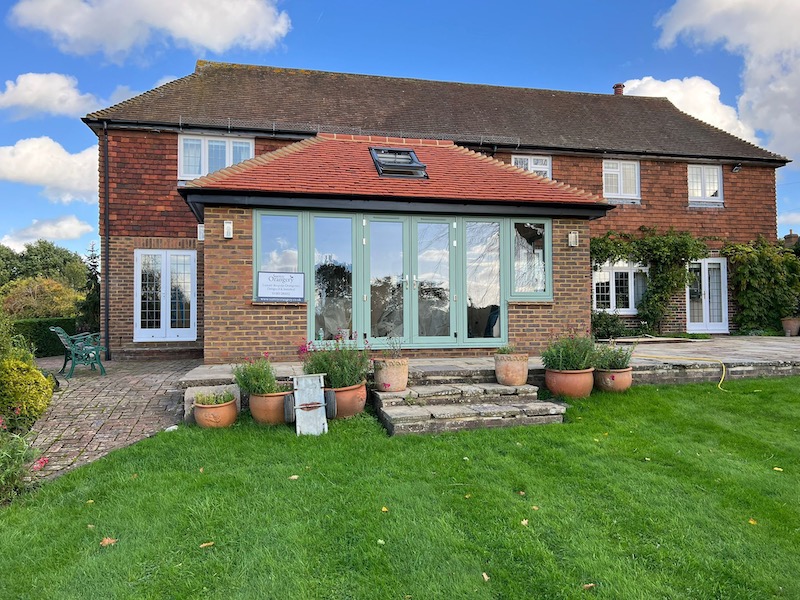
[82,61,788,362]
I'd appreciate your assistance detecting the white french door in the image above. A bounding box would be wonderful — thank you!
[686,258,728,333]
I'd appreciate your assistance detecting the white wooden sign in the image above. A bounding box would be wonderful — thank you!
[257,271,305,302]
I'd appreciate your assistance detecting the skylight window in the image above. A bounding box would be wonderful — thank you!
[369,147,428,179]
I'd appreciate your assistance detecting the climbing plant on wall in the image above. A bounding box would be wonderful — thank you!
[590,228,708,333]
[721,237,800,332]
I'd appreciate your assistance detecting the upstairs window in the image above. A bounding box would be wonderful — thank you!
[688,165,723,203]
[179,135,254,180]
[603,160,640,201]
[512,155,551,178]
[369,147,428,178]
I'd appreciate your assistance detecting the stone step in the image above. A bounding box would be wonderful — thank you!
[372,383,539,408]
[407,371,497,386]
[378,400,567,435]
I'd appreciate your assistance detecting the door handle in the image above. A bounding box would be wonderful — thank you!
[403,274,409,290]
[413,275,418,290]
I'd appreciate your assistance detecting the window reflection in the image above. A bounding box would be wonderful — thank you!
[260,215,299,272]
[466,221,500,338]
[314,217,353,340]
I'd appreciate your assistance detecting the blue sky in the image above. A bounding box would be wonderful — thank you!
[1,0,799,255]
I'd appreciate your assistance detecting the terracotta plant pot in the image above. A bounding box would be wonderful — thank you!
[329,381,367,418]
[373,358,409,392]
[193,398,238,428]
[545,368,595,399]
[494,353,529,386]
[594,367,633,392]
[780,317,800,337]
[249,392,289,424]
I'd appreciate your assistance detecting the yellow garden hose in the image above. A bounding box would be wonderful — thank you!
[634,353,729,392]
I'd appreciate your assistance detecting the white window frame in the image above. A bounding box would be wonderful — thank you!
[688,164,723,204]
[134,249,197,342]
[178,135,254,180]
[602,159,640,201]
[512,154,552,179]
[592,261,648,315]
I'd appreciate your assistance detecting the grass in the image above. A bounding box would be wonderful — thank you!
[1,377,799,599]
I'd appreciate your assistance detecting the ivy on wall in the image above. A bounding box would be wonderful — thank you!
[590,228,708,333]
[721,238,800,332]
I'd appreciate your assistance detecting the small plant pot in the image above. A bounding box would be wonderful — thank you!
[249,392,290,425]
[780,317,800,337]
[193,399,238,428]
[494,353,529,386]
[594,367,633,392]
[329,381,367,418]
[373,358,409,392]
[545,368,594,399]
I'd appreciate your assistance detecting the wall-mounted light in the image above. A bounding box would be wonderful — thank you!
[223,221,234,239]
[731,163,742,173]
[568,231,580,247]
[197,224,205,241]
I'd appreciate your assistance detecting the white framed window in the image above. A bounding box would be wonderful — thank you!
[178,135,254,180]
[688,164,723,203]
[512,155,551,179]
[603,160,640,201]
[134,250,197,342]
[593,261,648,315]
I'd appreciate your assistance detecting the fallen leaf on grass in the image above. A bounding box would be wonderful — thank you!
[644,457,651,462]
[532,506,540,511]
[517,491,525,496]
[521,519,529,526]
[86,499,94,504]
[199,542,214,549]
[377,539,385,545]
[131,473,138,479]
[87,524,95,529]
[583,582,596,590]
[100,537,118,547]
[199,467,204,473]
[748,518,758,525]
[289,475,300,480]
[464,494,472,499]
[482,572,490,582]
[381,506,389,513]
[773,467,783,472]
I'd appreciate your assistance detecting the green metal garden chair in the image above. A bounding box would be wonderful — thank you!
[49,326,106,379]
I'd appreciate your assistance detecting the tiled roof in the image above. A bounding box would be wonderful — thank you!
[86,61,787,163]
[182,133,603,206]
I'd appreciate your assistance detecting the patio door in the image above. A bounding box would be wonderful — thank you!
[686,258,728,333]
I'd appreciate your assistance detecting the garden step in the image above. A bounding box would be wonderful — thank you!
[372,383,539,408]
[378,400,566,435]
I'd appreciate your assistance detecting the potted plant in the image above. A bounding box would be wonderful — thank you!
[300,336,370,418]
[593,343,634,392]
[373,337,409,392]
[541,333,595,398]
[494,345,529,386]
[233,353,292,424]
[780,315,800,337]
[193,390,238,428]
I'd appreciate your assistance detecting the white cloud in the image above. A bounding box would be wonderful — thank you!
[10,0,291,60]
[777,212,800,228]
[657,0,800,162]
[0,72,100,117]
[0,137,97,203]
[623,76,757,143]
[1,215,93,252]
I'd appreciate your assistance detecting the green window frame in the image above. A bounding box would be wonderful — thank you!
[506,219,553,301]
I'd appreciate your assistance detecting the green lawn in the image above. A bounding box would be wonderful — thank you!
[1,377,798,599]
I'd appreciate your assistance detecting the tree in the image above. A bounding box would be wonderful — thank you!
[76,242,101,332]
[0,277,83,319]
[0,245,20,288]
[17,240,87,290]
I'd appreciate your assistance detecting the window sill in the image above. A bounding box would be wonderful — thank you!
[250,300,307,306]
[594,309,639,316]
[688,200,724,208]
[603,197,641,206]
[134,335,198,343]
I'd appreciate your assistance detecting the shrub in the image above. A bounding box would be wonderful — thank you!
[591,311,628,340]
[300,338,370,389]
[594,343,634,370]
[233,354,290,395]
[11,317,76,357]
[541,334,595,371]
[193,390,235,406]
[0,277,83,319]
[495,345,520,354]
[0,431,40,504]
[0,358,53,433]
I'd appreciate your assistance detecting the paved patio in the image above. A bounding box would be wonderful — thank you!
[31,356,201,478]
[29,336,799,478]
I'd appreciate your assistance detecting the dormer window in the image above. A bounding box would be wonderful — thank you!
[370,147,428,179]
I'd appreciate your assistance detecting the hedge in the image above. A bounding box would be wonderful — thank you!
[12,317,76,358]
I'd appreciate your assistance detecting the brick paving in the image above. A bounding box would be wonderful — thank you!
[31,356,201,478]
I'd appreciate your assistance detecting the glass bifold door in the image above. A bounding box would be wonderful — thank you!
[311,214,503,348]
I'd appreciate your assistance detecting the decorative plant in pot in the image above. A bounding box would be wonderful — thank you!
[193,390,238,428]
[593,343,634,392]
[233,353,292,425]
[300,335,370,418]
[541,333,595,399]
[780,311,800,337]
[373,337,408,392]
[494,345,529,386]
